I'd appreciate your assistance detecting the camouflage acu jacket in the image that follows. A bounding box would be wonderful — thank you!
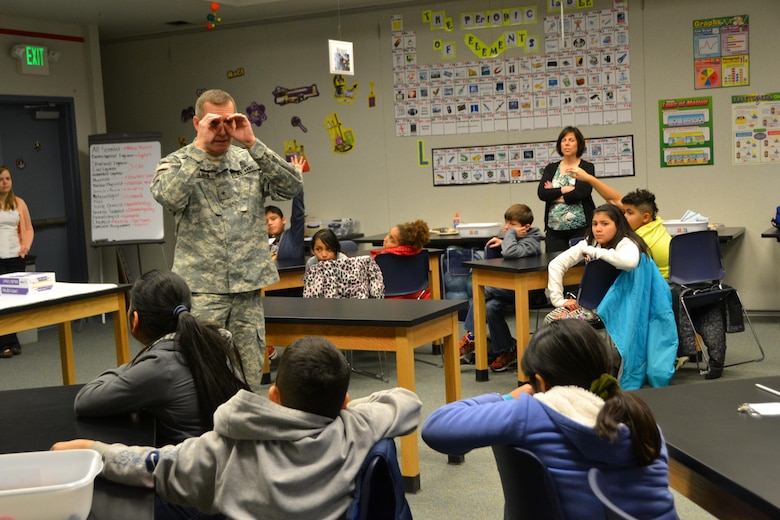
[151,140,303,294]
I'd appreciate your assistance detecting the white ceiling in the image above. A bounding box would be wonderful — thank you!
[1,0,424,41]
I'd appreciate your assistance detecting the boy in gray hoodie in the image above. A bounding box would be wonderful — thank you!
[53,336,422,520]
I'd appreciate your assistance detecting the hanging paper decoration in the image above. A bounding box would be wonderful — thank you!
[181,106,195,122]
[368,81,376,108]
[324,113,355,154]
[332,75,358,104]
[284,140,311,172]
[246,102,267,127]
[291,116,308,133]
[206,2,222,31]
[272,84,319,105]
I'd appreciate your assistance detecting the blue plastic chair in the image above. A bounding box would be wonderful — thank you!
[346,439,412,520]
[577,259,621,312]
[491,445,565,520]
[340,240,359,254]
[484,243,503,259]
[668,230,764,369]
[374,250,430,299]
[587,468,640,520]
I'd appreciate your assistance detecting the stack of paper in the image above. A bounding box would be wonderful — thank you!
[679,209,709,222]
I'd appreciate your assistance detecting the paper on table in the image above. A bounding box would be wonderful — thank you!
[737,402,780,416]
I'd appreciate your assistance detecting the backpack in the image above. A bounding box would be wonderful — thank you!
[345,438,412,520]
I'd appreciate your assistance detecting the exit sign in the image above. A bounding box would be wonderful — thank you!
[18,45,49,75]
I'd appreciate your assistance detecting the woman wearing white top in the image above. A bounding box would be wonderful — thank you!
[0,165,34,358]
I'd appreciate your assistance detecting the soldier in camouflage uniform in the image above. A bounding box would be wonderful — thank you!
[151,89,302,391]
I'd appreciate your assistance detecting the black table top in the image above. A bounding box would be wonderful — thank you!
[761,227,780,240]
[0,385,155,520]
[633,376,780,517]
[354,233,491,248]
[263,296,468,327]
[463,253,567,274]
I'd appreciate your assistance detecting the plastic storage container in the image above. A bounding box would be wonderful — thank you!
[662,219,709,236]
[0,449,104,520]
[457,222,502,238]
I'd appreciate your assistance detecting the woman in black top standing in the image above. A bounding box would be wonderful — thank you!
[537,126,596,253]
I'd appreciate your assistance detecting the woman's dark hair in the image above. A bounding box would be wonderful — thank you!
[586,203,648,255]
[312,228,341,255]
[396,219,430,249]
[521,319,662,465]
[555,126,586,157]
[130,270,249,428]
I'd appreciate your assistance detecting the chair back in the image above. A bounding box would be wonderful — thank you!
[668,230,725,285]
[346,439,412,520]
[491,445,565,520]
[577,259,621,310]
[340,240,359,254]
[484,243,503,259]
[444,246,474,276]
[374,250,430,298]
[587,468,639,520]
[569,236,586,247]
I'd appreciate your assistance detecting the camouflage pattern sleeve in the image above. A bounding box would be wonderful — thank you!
[150,145,208,213]
[247,140,303,202]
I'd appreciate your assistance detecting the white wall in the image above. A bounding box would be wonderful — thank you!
[5,0,779,309]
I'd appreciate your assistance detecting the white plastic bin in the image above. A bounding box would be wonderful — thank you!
[457,222,502,238]
[0,449,103,520]
[662,219,709,236]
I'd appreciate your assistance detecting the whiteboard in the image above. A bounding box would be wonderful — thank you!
[89,134,164,244]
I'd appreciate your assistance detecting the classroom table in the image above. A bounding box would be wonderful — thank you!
[717,226,744,243]
[0,384,155,519]
[354,232,490,250]
[261,257,307,295]
[761,227,780,241]
[263,296,468,493]
[0,283,130,385]
[633,376,780,520]
[463,255,585,384]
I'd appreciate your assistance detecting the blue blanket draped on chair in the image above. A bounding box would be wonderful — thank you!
[597,254,678,390]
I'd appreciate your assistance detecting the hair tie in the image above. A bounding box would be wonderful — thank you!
[173,305,189,318]
[589,373,619,400]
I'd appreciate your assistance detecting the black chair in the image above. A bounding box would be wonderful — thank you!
[576,259,621,325]
[668,230,764,371]
[491,445,565,520]
[347,439,412,520]
[587,468,639,520]
[340,240,359,254]
[374,250,431,299]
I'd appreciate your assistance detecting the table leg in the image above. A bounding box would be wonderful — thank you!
[113,292,130,366]
[429,253,444,353]
[471,274,489,382]
[395,331,421,493]
[58,320,75,385]
[513,281,532,384]
[442,312,465,465]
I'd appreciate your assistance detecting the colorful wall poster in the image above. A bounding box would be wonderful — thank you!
[693,15,749,89]
[393,4,631,137]
[732,93,780,165]
[658,97,713,168]
[431,135,634,186]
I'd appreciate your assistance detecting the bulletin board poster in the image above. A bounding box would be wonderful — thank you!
[731,93,780,165]
[692,15,749,90]
[431,135,634,186]
[658,97,713,168]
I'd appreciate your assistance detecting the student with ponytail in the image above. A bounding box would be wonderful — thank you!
[422,319,677,519]
[74,269,249,445]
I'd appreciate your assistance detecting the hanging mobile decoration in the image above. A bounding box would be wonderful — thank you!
[206,2,222,31]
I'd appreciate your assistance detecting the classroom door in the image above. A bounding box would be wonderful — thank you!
[0,96,87,281]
